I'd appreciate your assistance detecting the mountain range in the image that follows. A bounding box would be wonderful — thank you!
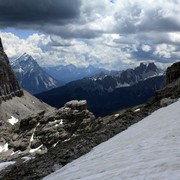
[36,63,165,116]
[43,64,110,84]
[11,54,112,94]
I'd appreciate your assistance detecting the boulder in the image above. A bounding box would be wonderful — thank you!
[65,100,87,111]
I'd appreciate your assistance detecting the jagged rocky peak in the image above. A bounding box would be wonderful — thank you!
[166,61,180,84]
[139,62,147,69]
[146,62,158,71]
[135,62,158,73]
[0,37,23,103]
[0,37,4,51]
[0,37,9,63]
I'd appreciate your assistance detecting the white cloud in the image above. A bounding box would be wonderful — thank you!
[154,44,176,59]
[0,0,180,70]
[142,45,151,52]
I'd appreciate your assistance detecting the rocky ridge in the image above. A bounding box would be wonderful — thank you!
[0,62,179,180]
[0,38,23,103]
[166,61,180,84]
[4,100,97,154]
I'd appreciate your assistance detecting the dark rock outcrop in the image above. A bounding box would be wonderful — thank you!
[166,61,180,84]
[3,100,97,154]
[0,38,23,103]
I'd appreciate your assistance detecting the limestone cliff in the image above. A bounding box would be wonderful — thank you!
[166,61,180,84]
[0,38,23,103]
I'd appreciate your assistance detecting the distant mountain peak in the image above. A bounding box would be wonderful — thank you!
[10,54,60,94]
[44,64,109,84]
[147,62,158,71]
[18,53,34,61]
[139,62,146,68]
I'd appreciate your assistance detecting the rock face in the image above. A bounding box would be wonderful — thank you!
[166,61,180,84]
[0,38,23,103]
[2,100,97,155]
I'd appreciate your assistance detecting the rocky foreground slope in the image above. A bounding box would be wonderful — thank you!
[0,61,179,179]
[44,99,180,180]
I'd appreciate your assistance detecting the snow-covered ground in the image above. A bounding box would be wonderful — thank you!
[0,143,8,153]
[0,162,15,172]
[44,99,180,180]
[7,116,18,125]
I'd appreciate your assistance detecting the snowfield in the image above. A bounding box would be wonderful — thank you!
[0,162,15,171]
[7,116,18,125]
[44,99,180,180]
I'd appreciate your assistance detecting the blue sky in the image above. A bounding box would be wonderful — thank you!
[1,28,36,39]
[0,0,179,70]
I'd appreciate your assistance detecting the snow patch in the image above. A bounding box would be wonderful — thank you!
[53,141,60,148]
[30,123,40,142]
[0,162,16,171]
[116,82,130,88]
[44,99,180,180]
[114,114,119,117]
[0,143,8,153]
[10,151,21,156]
[21,156,35,163]
[63,138,71,142]
[134,108,141,112]
[30,144,43,153]
[7,116,19,125]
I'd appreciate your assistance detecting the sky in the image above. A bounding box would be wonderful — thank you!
[0,0,180,70]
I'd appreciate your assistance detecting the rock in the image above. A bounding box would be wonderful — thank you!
[160,98,177,107]
[0,37,23,102]
[12,134,19,141]
[30,139,42,149]
[65,100,87,111]
[166,61,180,84]
[4,99,96,153]
[52,164,63,172]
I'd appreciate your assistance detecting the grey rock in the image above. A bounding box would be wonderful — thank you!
[65,100,87,111]
[160,98,177,107]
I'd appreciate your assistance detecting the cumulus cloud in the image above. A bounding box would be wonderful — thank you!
[0,0,180,70]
